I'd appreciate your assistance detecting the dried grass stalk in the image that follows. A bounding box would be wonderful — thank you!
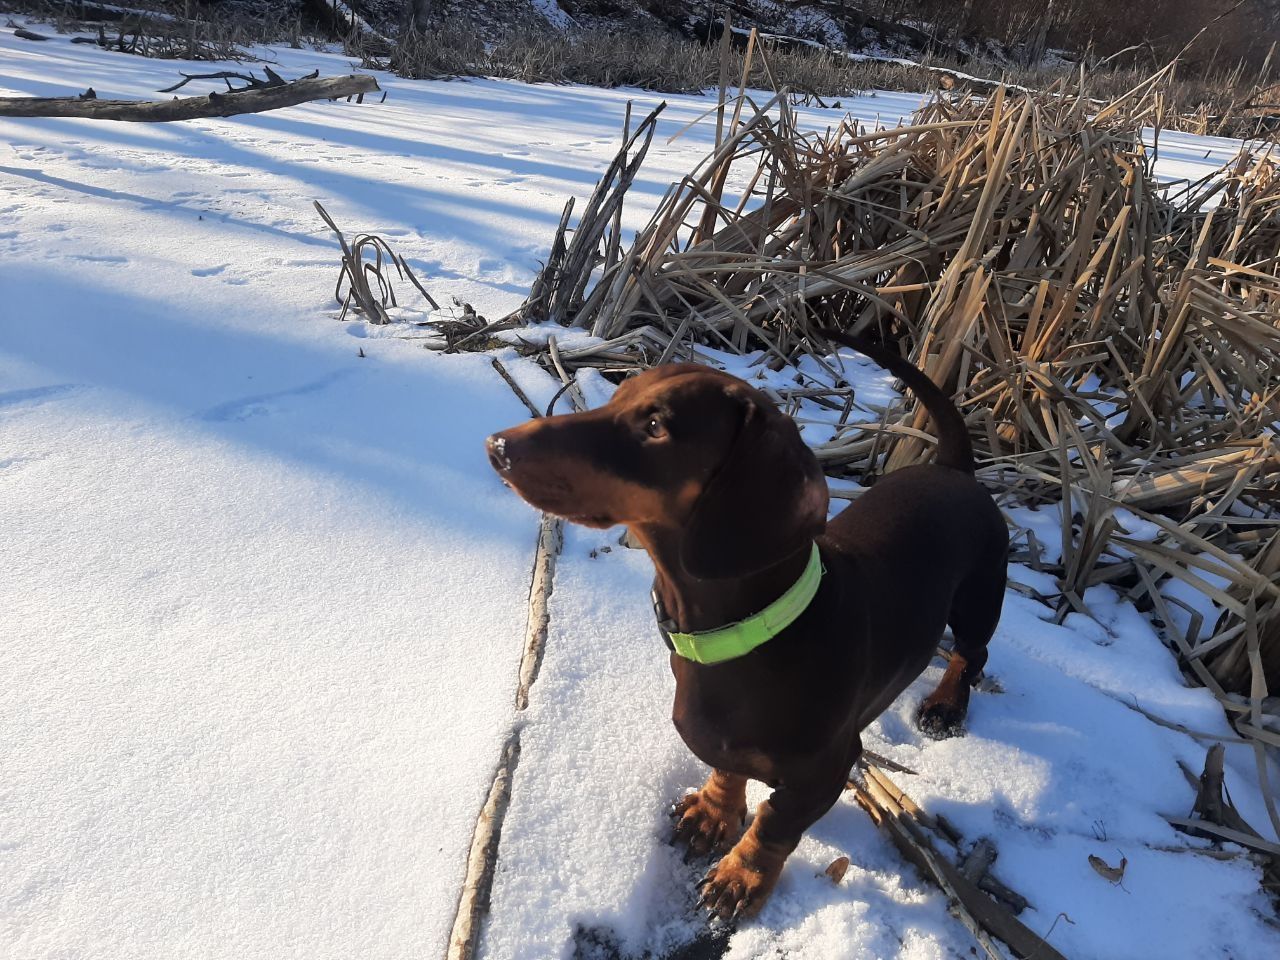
[501,75,1280,851]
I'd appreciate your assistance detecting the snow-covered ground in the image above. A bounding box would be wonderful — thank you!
[1,22,1276,960]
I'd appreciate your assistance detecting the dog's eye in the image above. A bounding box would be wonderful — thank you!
[645,416,667,439]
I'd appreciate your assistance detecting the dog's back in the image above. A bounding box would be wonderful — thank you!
[824,463,1007,728]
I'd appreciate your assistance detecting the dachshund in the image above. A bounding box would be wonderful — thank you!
[486,331,1007,920]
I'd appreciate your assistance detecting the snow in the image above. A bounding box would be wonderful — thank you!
[1151,127,1265,196]
[530,0,577,31]
[2,21,1278,960]
[327,0,395,46]
[0,254,549,958]
[485,529,1279,959]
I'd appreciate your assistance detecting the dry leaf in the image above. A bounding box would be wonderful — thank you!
[824,855,850,884]
[1088,853,1127,884]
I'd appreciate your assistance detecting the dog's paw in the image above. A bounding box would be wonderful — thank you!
[672,790,746,859]
[916,699,966,739]
[695,847,781,922]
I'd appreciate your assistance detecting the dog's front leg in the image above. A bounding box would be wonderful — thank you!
[673,769,748,857]
[697,746,855,920]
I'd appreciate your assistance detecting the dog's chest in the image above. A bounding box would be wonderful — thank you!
[671,688,783,786]
[679,724,780,786]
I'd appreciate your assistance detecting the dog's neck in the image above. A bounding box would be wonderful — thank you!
[632,524,813,634]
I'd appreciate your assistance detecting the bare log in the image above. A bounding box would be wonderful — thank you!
[444,360,573,960]
[0,74,379,122]
[444,731,520,960]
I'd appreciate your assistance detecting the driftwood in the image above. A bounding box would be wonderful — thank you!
[0,74,379,122]
[444,359,574,960]
[445,731,520,960]
[852,764,1069,960]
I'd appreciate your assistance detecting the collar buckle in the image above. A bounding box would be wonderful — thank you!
[651,584,677,653]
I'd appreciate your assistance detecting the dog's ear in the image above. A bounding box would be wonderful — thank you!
[680,386,828,580]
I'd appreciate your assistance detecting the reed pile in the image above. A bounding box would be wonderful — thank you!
[491,74,1280,845]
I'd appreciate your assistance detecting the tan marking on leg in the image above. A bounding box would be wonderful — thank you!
[698,800,795,920]
[673,769,747,857]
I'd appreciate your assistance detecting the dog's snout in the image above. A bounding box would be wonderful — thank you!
[486,434,513,473]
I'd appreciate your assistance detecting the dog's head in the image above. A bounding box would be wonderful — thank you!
[487,365,827,579]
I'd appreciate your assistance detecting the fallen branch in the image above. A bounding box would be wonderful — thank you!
[445,731,520,960]
[515,514,563,710]
[0,73,379,122]
[157,67,309,95]
[852,763,1069,960]
[444,359,575,960]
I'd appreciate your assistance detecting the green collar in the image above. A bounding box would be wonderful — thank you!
[652,544,824,665]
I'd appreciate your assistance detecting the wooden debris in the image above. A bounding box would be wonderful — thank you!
[960,838,998,883]
[1194,743,1248,833]
[852,763,1068,960]
[157,66,307,94]
[489,359,541,419]
[445,732,520,960]
[978,871,1030,915]
[515,514,563,711]
[1170,742,1280,864]
[444,359,580,959]
[0,73,379,122]
[1165,815,1280,856]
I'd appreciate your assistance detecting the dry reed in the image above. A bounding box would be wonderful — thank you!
[498,61,1280,852]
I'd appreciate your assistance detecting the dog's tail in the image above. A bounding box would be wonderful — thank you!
[818,329,975,474]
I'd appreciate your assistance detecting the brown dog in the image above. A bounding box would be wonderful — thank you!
[486,332,1007,921]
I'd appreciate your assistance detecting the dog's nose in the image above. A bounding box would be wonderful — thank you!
[486,434,513,473]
